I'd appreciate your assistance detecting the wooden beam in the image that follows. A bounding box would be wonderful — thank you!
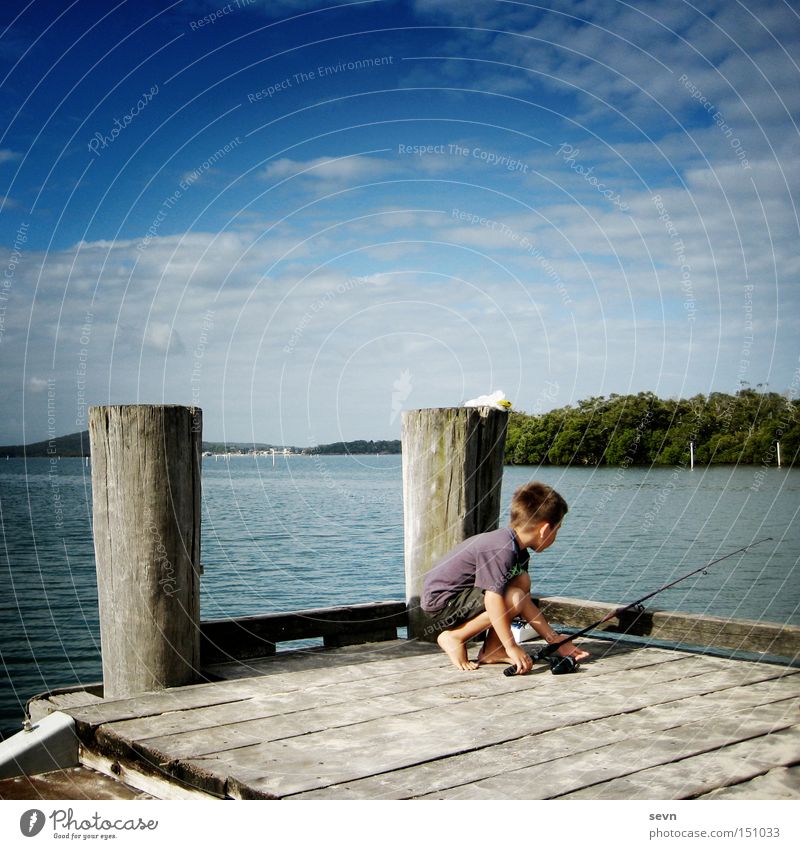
[89,405,202,699]
[401,407,508,640]
[200,602,408,664]
[535,596,800,659]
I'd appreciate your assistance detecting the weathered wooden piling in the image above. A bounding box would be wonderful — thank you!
[401,407,509,640]
[89,405,202,699]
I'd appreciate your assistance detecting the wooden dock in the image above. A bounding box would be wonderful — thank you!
[27,634,800,800]
[10,405,791,801]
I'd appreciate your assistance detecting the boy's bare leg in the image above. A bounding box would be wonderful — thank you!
[476,627,514,664]
[490,573,592,663]
[436,610,492,670]
[477,574,529,664]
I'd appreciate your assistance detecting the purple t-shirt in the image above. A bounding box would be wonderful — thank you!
[421,527,530,612]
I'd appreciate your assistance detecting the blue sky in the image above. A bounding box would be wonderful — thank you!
[1,0,798,445]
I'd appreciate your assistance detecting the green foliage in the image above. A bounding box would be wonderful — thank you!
[505,390,799,467]
[306,440,401,455]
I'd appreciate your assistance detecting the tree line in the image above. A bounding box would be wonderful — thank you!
[505,390,798,467]
[307,439,401,455]
[5,391,796,467]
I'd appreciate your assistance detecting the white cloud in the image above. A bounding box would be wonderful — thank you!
[261,155,391,185]
[2,0,797,444]
[27,377,49,393]
[408,0,799,151]
[145,321,185,354]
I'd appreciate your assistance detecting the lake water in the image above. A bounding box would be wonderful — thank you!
[1,455,797,739]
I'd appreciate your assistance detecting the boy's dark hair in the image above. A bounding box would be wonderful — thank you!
[510,481,568,529]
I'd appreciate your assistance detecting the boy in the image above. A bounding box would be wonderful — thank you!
[421,481,589,674]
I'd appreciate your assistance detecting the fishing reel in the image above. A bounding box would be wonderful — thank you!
[503,653,580,676]
[547,654,579,674]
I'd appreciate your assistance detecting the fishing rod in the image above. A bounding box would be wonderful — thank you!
[505,536,773,676]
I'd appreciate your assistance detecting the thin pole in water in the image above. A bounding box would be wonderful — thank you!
[777,441,782,468]
[690,441,695,470]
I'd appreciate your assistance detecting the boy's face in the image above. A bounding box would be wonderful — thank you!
[532,520,561,552]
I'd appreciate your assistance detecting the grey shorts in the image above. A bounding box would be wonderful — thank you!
[423,586,486,637]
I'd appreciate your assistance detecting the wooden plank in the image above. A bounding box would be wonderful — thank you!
[203,637,440,679]
[58,635,797,800]
[292,676,800,799]
[425,701,798,799]
[29,692,104,722]
[67,686,258,730]
[559,726,800,800]
[0,766,150,800]
[80,636,668,734]
[116,652,709,760]
[164,661,796,797]
[697,766,800,800]
[200,602,407,663]
[48,692,106,710]
[323,627,398,648]
[536,596,800,658]
[94,648,680,795]
[203,632,644,681]
[67,643,462,739]
[104,644,690,743]
[107,664,480,742]
[67,643,447,728]
[79,748,221,801]
[99,646,701,745]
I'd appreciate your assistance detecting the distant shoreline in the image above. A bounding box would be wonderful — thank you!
[2,388,795,467]
[3,447,793,468]
[0,431,402,458]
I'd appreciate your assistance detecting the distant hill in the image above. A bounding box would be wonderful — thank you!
[0,431,91,457]
[0,432,400,457]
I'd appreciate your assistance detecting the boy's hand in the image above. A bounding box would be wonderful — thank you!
[507,644,533,674]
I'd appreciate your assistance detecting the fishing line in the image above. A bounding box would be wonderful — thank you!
[504,537,774,676]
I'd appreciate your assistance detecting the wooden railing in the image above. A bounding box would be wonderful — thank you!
[200,601,408,664]
[198,598,799,665]
[535,596,800,659]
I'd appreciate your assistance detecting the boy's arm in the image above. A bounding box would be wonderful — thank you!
[525,601,561,644]
[484,591,532,673]
[522,599,591,661]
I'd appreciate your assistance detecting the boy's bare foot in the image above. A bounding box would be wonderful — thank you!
[437,631,478,670]
[476,644,512,665]
[557,640,590,661]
